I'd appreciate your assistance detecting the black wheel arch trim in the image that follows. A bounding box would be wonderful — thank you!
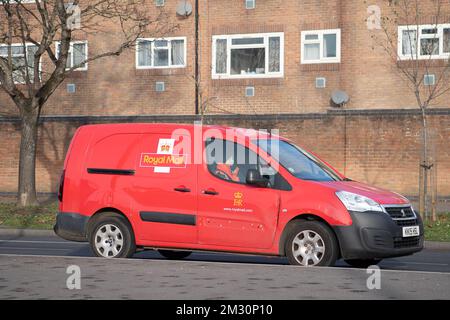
[278,214,340,257]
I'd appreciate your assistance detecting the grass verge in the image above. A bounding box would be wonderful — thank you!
[0,202,57,230]
[423,213,450,242]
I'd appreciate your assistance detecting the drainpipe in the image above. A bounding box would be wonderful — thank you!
[194,0,199,115]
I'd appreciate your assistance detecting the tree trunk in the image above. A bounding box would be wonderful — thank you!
[420,108,429,219]
[17,105,40,207]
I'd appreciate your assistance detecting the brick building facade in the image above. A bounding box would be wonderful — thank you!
[0,0,450,199]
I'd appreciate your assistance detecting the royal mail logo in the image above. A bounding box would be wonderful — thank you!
[140,153,187,168]
[140,138,187,173]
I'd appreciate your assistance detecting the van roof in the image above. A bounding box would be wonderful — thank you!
[79,123,284,140]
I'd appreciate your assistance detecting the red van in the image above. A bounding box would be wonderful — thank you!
[54,123,424,267]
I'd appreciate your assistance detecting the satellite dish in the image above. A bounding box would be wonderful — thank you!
[176,1,193,17]
[331,90,349,107]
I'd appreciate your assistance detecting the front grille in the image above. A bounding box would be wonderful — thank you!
[395,219,418,227]
[394,236,421,249]
[385,206,415,219]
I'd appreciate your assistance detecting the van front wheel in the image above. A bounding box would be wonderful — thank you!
[285,220,339,267]
[89,214,136,259]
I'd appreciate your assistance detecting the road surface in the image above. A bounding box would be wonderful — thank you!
[0,232,449,299]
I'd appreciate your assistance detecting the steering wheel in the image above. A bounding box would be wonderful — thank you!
[215,169,232,181]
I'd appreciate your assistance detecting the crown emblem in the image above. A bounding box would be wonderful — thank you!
[160,144,170,152]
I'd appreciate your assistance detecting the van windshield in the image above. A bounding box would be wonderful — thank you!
[255,139,342,182]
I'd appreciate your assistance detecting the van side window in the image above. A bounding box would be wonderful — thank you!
[205,139,291,191]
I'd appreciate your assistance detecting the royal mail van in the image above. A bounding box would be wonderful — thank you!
[54,123,424,267]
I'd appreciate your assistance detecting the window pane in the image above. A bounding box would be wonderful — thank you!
[230,48,265,75]
[154,48,169,66]
[420,38,439,55]
[258,140,340,182]
[0,45,26,56]
[12,56,25,83]
[422,28,437,35]
[444,28,450,53]
[138,40,152,66]
[57,43,72,69]
[402,30,417,56]
[154,40,168,47]
[323,33,337,58]
[305,34,319,41]
[26,45,38,80]
[206,139,259,184]
[11,46,25,55]
[232,37,264,45]
[73,43,86,68]
[304,43,320,60]
[171,40,185,66]
[215,39,227,74]
[268,37,280,72]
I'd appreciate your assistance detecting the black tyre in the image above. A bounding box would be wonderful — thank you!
[285,220,339,267]
[158,250,192,260]
[345,259,382,268]
[89,213,136,258]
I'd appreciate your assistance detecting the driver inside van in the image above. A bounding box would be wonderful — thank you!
[215,154,240,182]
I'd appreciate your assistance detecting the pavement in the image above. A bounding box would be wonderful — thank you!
[0,228,449,299]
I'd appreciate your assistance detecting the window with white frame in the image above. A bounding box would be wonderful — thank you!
[0,0,36,4]
[245,0,255,9]
[56,41,88,71]
[398,24,450,60]
[136,37,186,69]
[155,0,165,7]
[212,33,283,79]
[0,43,39,83]
[301,29,341,64]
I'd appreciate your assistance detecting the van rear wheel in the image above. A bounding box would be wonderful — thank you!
[285,220,339,267]
[89,213,136,259]
[158,250,192,260]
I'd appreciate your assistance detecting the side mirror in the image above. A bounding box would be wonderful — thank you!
[246,169,269,188]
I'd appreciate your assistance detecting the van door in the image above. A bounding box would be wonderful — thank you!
[197,139,282,249]
[132,132,197,244]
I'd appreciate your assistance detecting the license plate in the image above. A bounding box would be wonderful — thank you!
[402,226,420,237]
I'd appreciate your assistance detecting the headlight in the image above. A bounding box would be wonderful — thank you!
[335,191,385,213]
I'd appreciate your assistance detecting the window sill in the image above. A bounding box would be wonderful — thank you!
[135,68,188,76]
[212,74,284,80]
[396,59,450,68]
[211,78,283,87]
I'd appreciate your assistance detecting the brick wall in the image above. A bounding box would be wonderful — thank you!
[1,0,449,116]
[1,110,449,198]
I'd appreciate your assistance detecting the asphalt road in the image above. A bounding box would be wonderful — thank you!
[0,232,450,272]
[0,232,449,299]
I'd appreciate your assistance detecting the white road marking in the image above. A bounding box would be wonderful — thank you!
[386,261,449,266]
[0,253,449,275]
[0,247,70,251]
[0,240,86,245]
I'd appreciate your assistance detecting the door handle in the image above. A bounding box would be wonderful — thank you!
[202,188,219,196]
[174,186,191,193]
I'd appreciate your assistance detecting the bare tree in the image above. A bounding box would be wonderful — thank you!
[0,0,174,206]
[369,0,450,219]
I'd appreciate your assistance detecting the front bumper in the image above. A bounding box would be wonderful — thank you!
[333,210,424,260]
[54,212,89,242]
